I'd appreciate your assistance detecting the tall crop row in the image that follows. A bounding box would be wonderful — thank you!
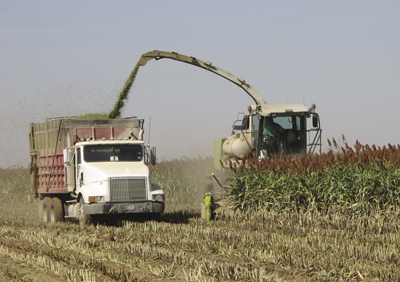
[227,139,400,213]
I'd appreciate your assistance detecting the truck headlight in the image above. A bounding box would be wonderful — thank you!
[88,196,104,203]
[153,194,165,201]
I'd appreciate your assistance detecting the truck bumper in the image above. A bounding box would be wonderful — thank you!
[84,201,165,215]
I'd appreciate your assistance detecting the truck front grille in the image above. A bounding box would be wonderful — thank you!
[109,178,147,202]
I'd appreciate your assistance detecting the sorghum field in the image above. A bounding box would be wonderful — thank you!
[1,140,400,281]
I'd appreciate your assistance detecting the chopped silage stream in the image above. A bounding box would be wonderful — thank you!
[108,62,141,119]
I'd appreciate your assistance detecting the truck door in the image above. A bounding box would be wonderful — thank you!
[75,147,82,189]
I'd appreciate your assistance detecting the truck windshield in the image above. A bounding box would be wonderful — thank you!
[84,145,143,162]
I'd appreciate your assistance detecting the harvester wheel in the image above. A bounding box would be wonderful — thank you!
[77,199,92,226]
[50,197,64,223]
[42,197,51,223]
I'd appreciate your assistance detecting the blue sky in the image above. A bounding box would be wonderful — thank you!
[1,1,399,167]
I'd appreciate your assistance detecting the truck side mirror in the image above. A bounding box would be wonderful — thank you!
[312,114,319,128]
[63,148,74,166]
[145,146,157,165]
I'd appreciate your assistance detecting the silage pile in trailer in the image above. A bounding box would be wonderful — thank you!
[71,113,109,119]
[227,139,400,213]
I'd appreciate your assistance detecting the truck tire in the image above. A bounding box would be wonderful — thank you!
[77,199,92,226]
[42,197,51,222]
[50,197,64,223]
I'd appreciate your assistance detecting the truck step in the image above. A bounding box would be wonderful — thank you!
[65,200,77,204]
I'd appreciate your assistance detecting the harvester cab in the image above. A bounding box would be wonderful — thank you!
[217,102,322,168]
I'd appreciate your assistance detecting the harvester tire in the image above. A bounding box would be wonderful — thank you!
[77,199,92,226]
[50,197,64,223]
[42,197,51,223]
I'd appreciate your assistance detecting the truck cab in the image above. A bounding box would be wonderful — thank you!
[64,140,164,224]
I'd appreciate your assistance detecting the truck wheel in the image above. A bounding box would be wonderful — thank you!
[77,199,92,226]
[42,197,51,222]
[50,197,64,223]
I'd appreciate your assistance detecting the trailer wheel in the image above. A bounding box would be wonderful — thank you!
[50,197,64,223]
[42,197,51,223]
[77,199,92,226]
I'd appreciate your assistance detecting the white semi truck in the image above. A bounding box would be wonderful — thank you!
[29,117,165,225]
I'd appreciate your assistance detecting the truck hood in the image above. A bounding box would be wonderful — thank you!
[82,162,150,185]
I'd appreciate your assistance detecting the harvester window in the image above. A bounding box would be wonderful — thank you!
[84,145,143,162]
[260,115,306,158]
